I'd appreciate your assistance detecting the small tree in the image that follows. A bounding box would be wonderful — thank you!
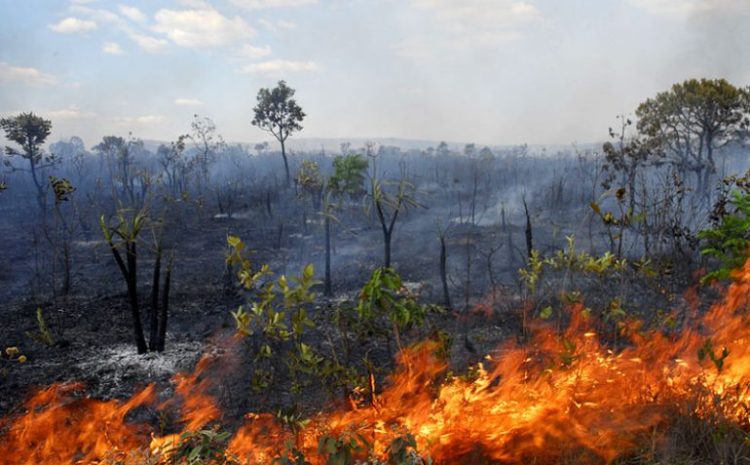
[699,170,750,282]
[296,156,368,297]
[94,135,142,205]
[296,160,324,209]
[329,154,368,200]
[357,267,427,356]
[370,178,420,268]
[100,209,173,353]
[294,161,339,296]
[190,115,225,195]
[251,80,306,186]
[0,112,54,212]
[318,191,341,297]
[48,176,77,295]
[100,209,148,353]
[157,135,190,198]
[227,236,320,397]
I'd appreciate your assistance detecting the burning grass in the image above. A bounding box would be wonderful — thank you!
[4,260,750,464]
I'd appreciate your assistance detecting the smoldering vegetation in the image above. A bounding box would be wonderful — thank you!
[2,78,750,465]
[3,133,748,303]
[1,127,747,389]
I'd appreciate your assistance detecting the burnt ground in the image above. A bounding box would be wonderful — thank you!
[0,187,705,426]
[0,197,514,419]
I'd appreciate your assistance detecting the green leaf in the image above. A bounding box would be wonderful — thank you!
[539,306,553,320]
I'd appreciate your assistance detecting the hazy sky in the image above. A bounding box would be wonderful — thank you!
[1,0,749,148]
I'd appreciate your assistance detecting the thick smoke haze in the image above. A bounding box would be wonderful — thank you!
[0,0,748,147]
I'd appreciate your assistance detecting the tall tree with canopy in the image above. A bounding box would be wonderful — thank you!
[251,80,305,186]
[0,112,54,212]
[636,78,750,196]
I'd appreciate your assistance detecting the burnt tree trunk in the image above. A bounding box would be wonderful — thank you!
[156,254,173,352]
[148,243,162,352]
[324,215,332,297]
[126,242,147,354]
[383,231,392,268]
[440,234,451,309]
[523,197,533,262]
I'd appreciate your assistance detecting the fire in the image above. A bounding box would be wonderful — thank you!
[4,261,750,464]
[0,383,155,465]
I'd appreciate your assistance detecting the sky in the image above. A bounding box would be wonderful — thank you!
[0,0,749,148]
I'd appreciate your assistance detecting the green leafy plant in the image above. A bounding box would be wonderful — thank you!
[25,307,54,347]
[519,249,544,295]
[273,440,312,465]
[227,235,322,397]
[317,431,370,465]
[358,267,429,354]
[543,235,629,274]
[296,160,324,203]
[160,429,238,465]
[518,236,645,336]
[698,338,730,374]
[699,191,750,283]
[519,236,630,313]
[49,176,76,204]
[328,154,368,200]
[385,433,431,465]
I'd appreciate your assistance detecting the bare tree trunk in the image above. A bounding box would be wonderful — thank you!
[324,215,332,297]
[62,241,71,296]
[384,231,392,268]
[523,197,533,261]
[266,190,273,217]
[148,243,162,351]
[156,254,172,352]
[440,234,451,309]
[281,138,290,187]
[695,169,703,199]
[29,157,46,216]
[464,234,472,311]
[125,242,147,354]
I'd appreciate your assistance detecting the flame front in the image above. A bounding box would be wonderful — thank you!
[5,261,750,464]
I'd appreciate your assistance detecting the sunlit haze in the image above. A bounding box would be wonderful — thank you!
[1,0,749,146]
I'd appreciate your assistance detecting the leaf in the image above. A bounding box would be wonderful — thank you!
[303,263,314,280]
[227,235,242,249]
[539,306,553,320]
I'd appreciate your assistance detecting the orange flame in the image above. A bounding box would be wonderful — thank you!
[4,260,750,464]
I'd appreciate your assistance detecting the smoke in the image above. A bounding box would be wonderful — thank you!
[682,0,750,83]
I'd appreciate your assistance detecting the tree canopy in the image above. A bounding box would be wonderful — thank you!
[328,154,368,200]
[251,80,305,186]
[636,78,750,194]
[0,112,54,209]
[1,112,52,166]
